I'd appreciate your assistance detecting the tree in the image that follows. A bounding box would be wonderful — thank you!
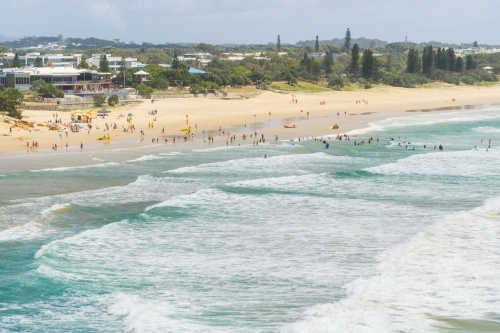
[406,48,421,73]
[349,44,360,77]
[78,55,90,69]
[107,94,119,106]
[323,51,334,74]
[197,43,218,55]
[436,48,449,71]
[361,49,375,79]
[473,41,478,48]
[172,51,180,69]
[422,46,434,77]
[465,55,476,70]
[92,93,106,106]
[136,83,154,95]
[34,57,43,67]
[284,69,298,85]
[0,86,24,119]
[312,61,321,76]
[99,54,110,72]
[315,36,319,52]
[13,53,22,68]
[277,35,281,51]
[447,48,456,71]
[455,57,464,72]
[119,57,126,73]
[30,80,64,99]
[344,28,351,54]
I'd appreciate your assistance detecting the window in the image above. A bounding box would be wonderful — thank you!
[15,77,30,85]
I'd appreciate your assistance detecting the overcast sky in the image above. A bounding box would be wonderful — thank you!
[2,0,497,45]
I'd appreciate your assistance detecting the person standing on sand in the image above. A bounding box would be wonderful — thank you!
[80,142,83,150]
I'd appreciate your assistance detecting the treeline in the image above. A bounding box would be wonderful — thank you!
[404,46,498,87]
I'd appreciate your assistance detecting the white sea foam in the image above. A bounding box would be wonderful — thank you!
[347,109,500,135]
[40,203,71,216]
[166,152,349,175]
[366,148,500,177]
[473,126,500,134]
[282,196,500,332]
[126,154,167,163]
[29,162,120,173]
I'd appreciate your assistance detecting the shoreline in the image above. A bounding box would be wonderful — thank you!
[2,85,500,157]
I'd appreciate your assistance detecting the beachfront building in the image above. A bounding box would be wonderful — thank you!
[86,54,146,71]
[133,70,149,83]
[178,53,213,66]
[219,52,272,61]
[0,67,115,94]
[1,52,82,68]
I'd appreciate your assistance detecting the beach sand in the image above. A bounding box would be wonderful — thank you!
[1,84,500,155]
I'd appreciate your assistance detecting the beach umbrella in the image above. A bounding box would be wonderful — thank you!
[98,109,111,114]
[128,113,133,116]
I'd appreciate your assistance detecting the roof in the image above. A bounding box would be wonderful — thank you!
[483,66,493,69]
[2,66,97,76]
[188,67,206,74]
[134,70,149,75]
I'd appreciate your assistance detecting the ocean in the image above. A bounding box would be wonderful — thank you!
[1,107,499,332]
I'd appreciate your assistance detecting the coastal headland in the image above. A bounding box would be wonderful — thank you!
[2,84,500,155]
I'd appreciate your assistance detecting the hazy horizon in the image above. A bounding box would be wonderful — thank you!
[1,0,498,46]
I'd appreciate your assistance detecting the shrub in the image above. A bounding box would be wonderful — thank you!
[328,76,345,89]
[107,94,119,106]
[461,76,475,85]
[92,93,106,106]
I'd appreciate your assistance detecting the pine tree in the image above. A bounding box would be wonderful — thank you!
[172,51,180,69]
[323,51,334,74]
[13,53,22,68]
[465,55,476,70]
[361,49,375,79]
[34,57,44,67]
[344,28,351,54]
[99,54,110,72]
[349,44,360,77]
[312,61,321,76]
[447,48,456,71]
[277,35,281,51]
[315,36,319,52]
[473,41,478,48]
[422,46,434,77]
[455,57,464,72]
[406,48,421,73]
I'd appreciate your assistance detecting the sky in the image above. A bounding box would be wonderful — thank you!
[1,0,497,45]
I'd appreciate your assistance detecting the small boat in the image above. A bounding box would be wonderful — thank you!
[284,125,296,129]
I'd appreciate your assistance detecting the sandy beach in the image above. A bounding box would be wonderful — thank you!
[1,84,500,155]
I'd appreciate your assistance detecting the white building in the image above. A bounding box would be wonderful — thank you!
[87,54,146,71]
[1,52,81,68]
[0,67,115,93]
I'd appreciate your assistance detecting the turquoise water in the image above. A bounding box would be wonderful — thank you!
[1,108,500,332]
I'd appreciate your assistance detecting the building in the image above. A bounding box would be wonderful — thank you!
[159,65,206,74]
[133,70,149,83]
[87,54,146,71]
[307,52,326,58]
[0,67,115,94]
[1,52,82,68]
[482,66,494,74]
